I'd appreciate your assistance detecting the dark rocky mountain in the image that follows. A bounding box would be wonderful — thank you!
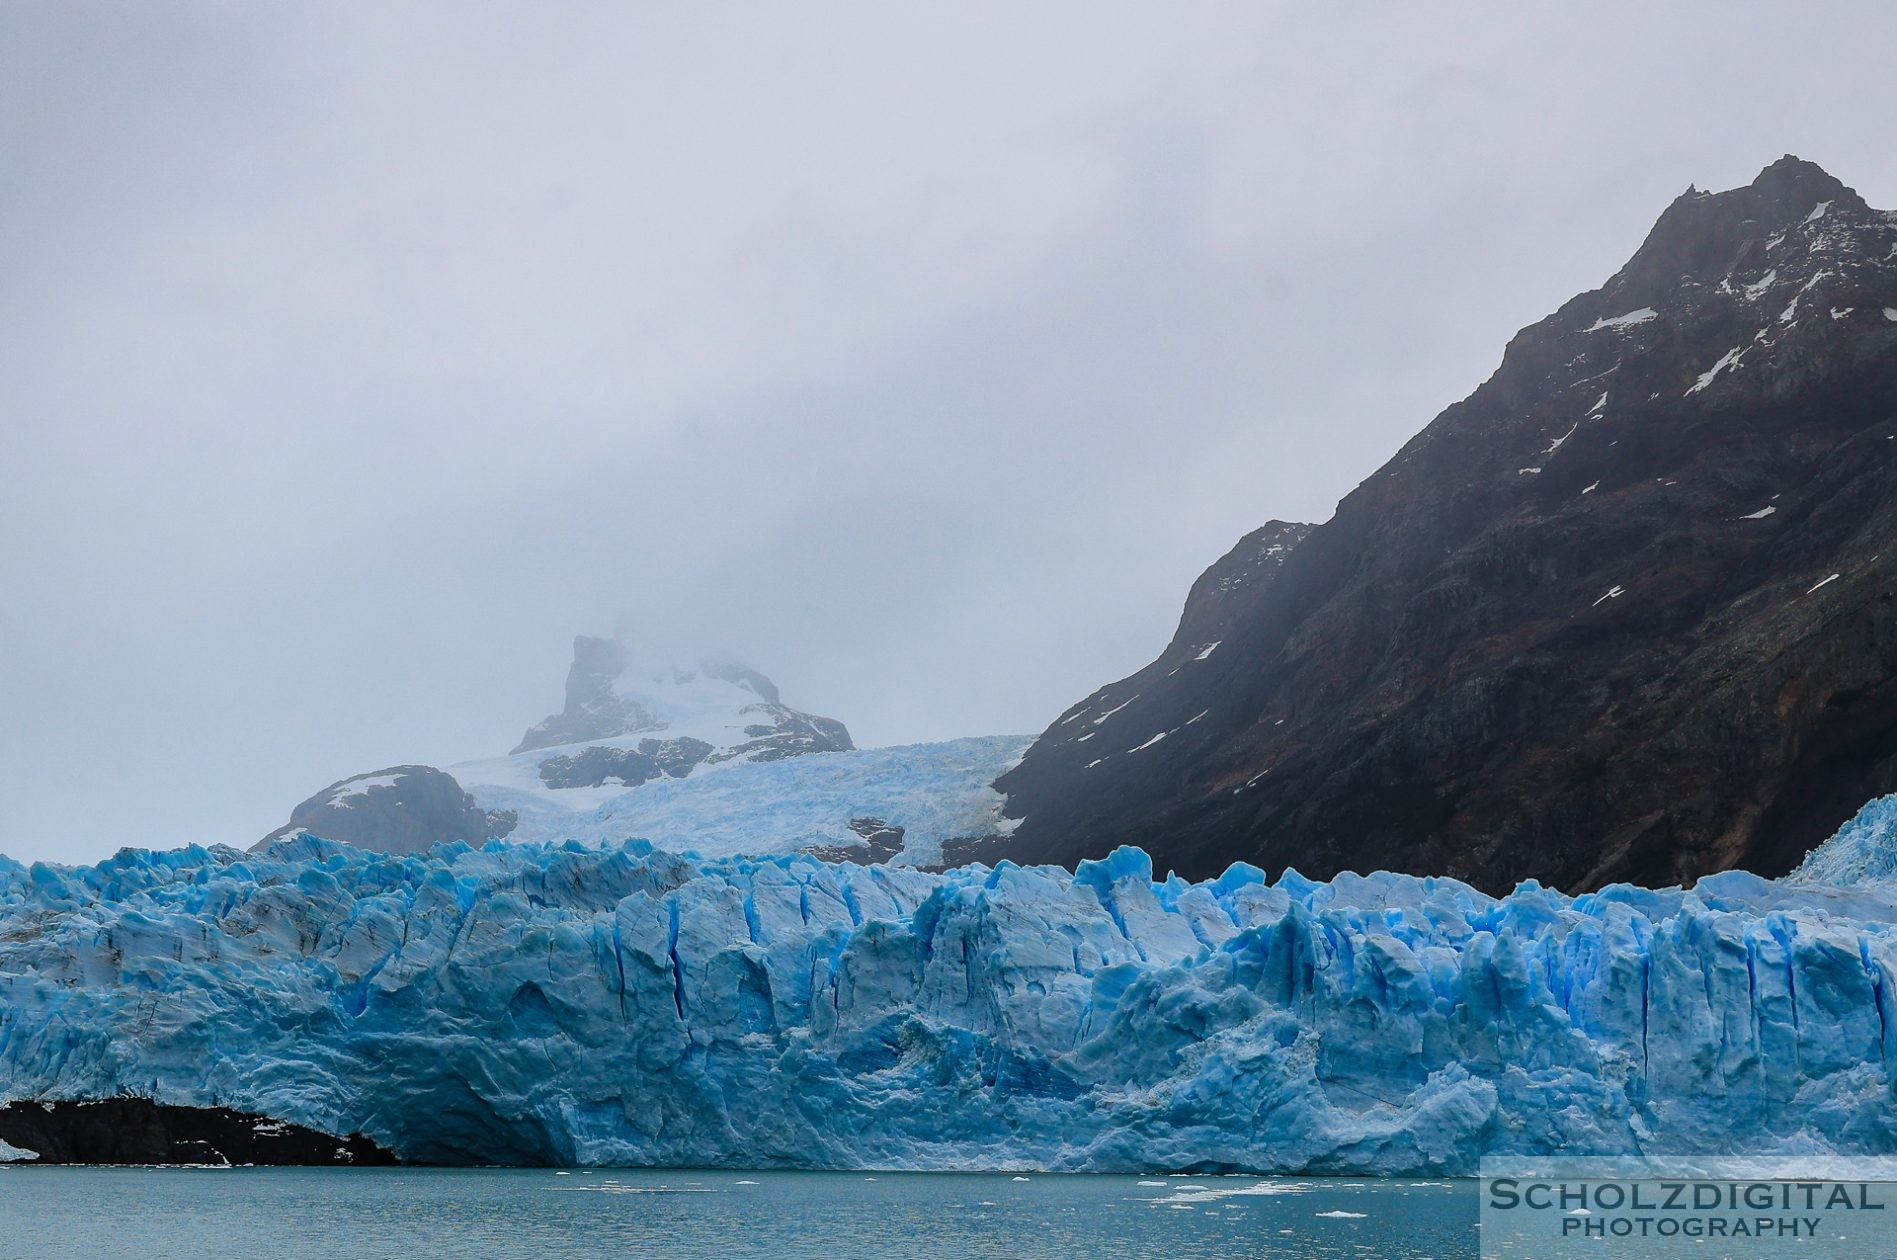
[254,765,516,855]
[997,157,1897,894]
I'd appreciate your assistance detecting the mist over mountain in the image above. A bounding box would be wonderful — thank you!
[260,633,1026,865]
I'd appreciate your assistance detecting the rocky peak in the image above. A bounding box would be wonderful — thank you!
[517,635,647,753]
[1437,157,1897,516]
[514,637,819,755]
[510,634,853,784]
[1615,156,1869,296]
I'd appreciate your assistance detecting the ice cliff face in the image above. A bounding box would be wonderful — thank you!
[3,837,1895,1171]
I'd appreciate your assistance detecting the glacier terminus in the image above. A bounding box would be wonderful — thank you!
[3,832,1895,1172]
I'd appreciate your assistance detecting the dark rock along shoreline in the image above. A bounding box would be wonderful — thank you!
[0,1099,395,1166]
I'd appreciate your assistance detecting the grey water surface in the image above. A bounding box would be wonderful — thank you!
[0,1167,1476,1259]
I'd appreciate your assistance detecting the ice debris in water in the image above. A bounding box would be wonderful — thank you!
[3,834,1897,1172]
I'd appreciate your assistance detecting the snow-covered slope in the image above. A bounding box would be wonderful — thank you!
[5,836,1896,1170]
[510,637,852,767]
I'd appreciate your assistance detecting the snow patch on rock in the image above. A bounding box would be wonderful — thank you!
[1586,308,1656,332]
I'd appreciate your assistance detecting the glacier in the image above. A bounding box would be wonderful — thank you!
[455,734,1031,863]
[3,835,1896,1172]
[1794,791,1897,885]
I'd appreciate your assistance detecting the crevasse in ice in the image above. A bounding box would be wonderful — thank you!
[2,835,1894,1171]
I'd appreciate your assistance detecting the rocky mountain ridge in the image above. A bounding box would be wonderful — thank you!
[996,156,1897,892]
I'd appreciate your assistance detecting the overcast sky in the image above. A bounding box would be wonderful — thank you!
[5,2,1897,864]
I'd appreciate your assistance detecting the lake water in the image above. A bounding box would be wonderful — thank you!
[0,1168,1477,1259]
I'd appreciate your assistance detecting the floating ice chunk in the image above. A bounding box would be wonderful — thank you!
[1155,1182,1315,1205]
[1316,1211,1368,1219]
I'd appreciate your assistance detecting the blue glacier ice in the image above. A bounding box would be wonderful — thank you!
[3,836,1896,1172]
[457,734,1031,862]
[1795,791,1897,885]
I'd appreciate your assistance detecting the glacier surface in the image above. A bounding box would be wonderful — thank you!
[3,836,1896,1172]
[455,734,1030,863]
[1794,791,1897,885]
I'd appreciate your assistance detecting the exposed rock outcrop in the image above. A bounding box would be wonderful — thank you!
[0,1099,395,1166]
[255,765,516,855]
